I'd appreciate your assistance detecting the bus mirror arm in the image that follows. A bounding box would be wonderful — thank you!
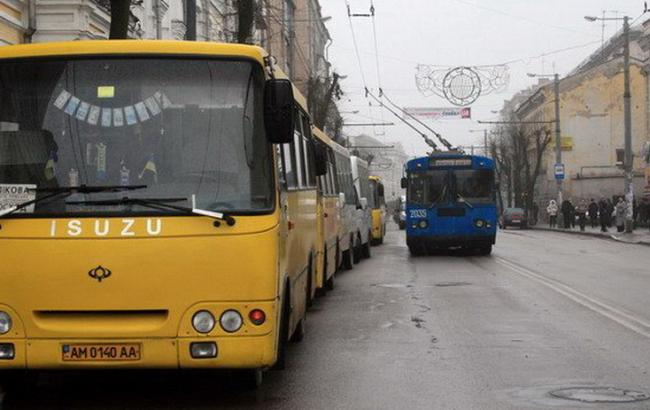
[400,177,407,189]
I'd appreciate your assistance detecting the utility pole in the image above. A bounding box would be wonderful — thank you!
[623,15,634,232]
[553,73,563,207]
[585,13,636,231]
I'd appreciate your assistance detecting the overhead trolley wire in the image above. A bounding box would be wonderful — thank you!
[366,88,438,151]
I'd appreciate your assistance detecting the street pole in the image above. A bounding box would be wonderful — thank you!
[484,129,488,158]
[623,16,634,232]
[554,73,563,210]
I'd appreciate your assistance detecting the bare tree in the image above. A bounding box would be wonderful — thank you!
[236,0,256,43]
[109,0,131,39]
[308,72,344,143]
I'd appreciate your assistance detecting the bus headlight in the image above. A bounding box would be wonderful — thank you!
[192,310,215,334]
[0,312,12,335]
[475,219,485,228]
[220,310,243,333]
[418,220,428,229]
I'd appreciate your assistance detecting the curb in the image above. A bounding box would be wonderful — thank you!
[531,226,650,247]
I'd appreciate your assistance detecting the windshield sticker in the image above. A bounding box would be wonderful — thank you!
[53,89,171,127]
[64,96,80,116]
[113,108,124,127]
[144,97,161,116]
[75,102,90,121]
[134,102,150,122]
[87,105,101,125]
[97,86,115,99]
[0,184,36,214]
[53,90,72,109]
[124,106,137,125]
[101,108,112,127]
[96,143,107,181]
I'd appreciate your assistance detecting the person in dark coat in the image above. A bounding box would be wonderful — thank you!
[588,198,599,228]
[561,199,574,229]
[598,198,609,232]
[606,198,615,227]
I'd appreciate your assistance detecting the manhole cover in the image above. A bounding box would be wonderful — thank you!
[435,281,471,287]
[550,387,650,403]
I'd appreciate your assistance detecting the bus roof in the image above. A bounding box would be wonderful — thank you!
[312,127,333,145]
[0,40,309,113]
[0,40,267,63]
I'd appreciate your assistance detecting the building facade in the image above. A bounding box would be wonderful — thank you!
[505,21,650,206]
[0,0,31,45]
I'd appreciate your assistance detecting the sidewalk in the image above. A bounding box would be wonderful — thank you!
[532,223,650,246]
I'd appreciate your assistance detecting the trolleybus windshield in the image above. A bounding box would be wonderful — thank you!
[407,170,448,206]
[0,58,272,216]
[453,169,494,204]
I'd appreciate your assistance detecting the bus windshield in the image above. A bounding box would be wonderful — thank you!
[454,169,494,204]
[0,58,272,216]
[407,170,448,206]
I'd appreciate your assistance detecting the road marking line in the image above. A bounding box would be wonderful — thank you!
[495,256,650,339]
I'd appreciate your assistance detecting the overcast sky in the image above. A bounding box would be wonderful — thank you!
[320,0,646,157]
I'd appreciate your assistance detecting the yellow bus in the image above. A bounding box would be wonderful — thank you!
[0,40,324,389]
[369,176,387,245]
[312,127,340,294]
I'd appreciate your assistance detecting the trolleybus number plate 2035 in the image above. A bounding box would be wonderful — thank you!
[62,343,141,362]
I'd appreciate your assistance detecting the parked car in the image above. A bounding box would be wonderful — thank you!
[499,207,527,229]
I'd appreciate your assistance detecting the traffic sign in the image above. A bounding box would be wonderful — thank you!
[554,163,565,180]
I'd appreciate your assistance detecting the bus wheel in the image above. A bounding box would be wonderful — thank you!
[353,235,362,264]
[239,369,263,390]
[408,243,424,257]
[290,317,305,343]
[342,245,353,271]
[272,284,290,371]
[316,249,327,297]
[362,234,372,259]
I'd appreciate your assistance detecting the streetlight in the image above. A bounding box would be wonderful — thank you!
[527,71,563,210]
[585,14,633,232]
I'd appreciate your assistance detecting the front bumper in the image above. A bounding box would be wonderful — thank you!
[407,234,495,248]
[0,333,277,370]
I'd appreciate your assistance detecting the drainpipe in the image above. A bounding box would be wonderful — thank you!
[25,0,37,43]
[154,0,162,39]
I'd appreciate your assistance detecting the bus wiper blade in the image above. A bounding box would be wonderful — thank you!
[0,184,148,218]
[67,197,237,226]
[456,194,474,208]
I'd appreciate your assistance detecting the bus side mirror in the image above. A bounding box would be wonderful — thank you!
[338,192,346,208]
[313,143,327,177]
[400,177,407,189]
[264,79,294,144]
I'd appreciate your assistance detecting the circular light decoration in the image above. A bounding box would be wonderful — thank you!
[442,67,482,106]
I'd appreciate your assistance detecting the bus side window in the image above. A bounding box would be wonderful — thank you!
[301,114,316,189]
[281,141,297,189]
[293,108,305,188]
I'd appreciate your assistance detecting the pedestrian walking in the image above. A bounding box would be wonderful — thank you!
[588,198,599,228]
[614,197,627,233]
[561,199,574,229]
[607,198,615,227]
[576,199,588,232]
[547,199,558,228]
[598,198,609,232]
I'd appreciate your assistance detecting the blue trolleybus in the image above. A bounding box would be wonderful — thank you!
[401,153,497,256]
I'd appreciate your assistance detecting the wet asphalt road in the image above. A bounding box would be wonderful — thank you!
[3,225,650,409]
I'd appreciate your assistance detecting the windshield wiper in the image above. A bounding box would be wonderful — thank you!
[456,193,474,209]
[0,184,147,218]
[67,197,236,226]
